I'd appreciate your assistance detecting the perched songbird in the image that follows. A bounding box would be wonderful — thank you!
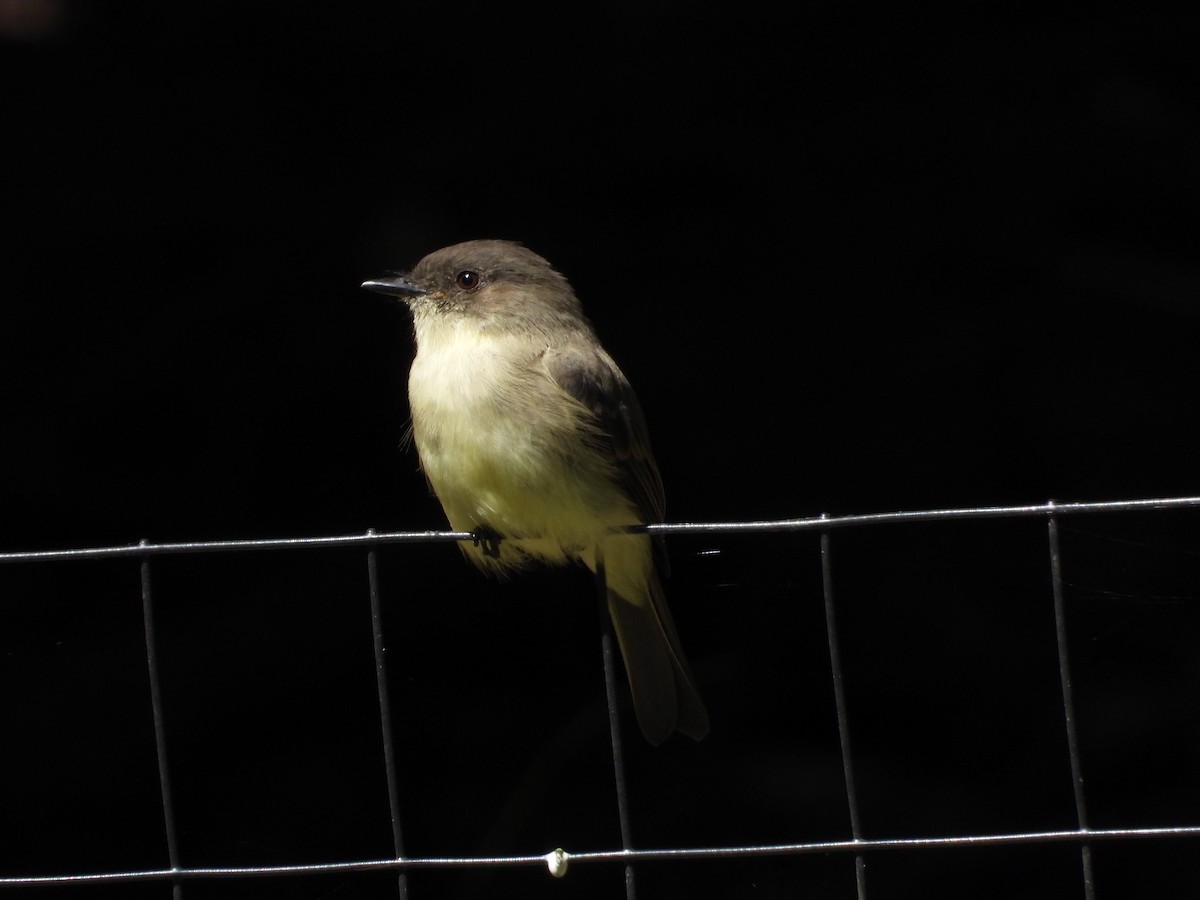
[363,240,709,744]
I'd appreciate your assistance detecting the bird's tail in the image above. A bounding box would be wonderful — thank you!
[605,564,710,745]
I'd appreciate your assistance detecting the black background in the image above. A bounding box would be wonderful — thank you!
[3,2,1200,898]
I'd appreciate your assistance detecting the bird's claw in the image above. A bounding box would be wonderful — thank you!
[471,526,503,558]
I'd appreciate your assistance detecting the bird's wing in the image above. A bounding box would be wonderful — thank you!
[543,343,666,527]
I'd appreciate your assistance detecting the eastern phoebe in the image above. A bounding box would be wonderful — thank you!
[363,239,709,744]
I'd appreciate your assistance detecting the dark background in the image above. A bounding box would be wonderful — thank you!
[3,2,1200,898]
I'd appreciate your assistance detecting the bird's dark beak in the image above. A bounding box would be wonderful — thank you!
[361,274,427,298]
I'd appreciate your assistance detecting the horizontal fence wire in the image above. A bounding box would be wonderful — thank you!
[2,494,1200,894]
[5,827,1200,887]
[4,495,1200,565]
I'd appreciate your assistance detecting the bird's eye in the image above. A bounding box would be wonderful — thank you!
[455,270,480,290]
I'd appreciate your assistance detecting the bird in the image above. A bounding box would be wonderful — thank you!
[362,239,709,744]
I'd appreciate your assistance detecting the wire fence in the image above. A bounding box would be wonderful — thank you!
[3,495,1200,898]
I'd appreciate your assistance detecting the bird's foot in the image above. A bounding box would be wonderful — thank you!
[471,526,504,558]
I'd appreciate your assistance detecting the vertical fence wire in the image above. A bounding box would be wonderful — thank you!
[820,530,868,900]
[596,554,638,900]
[366,532,409,899]
[139,544,183,900]
[1047,514,1096,899]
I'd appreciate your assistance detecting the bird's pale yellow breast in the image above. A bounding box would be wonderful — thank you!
[408,319,636,564]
